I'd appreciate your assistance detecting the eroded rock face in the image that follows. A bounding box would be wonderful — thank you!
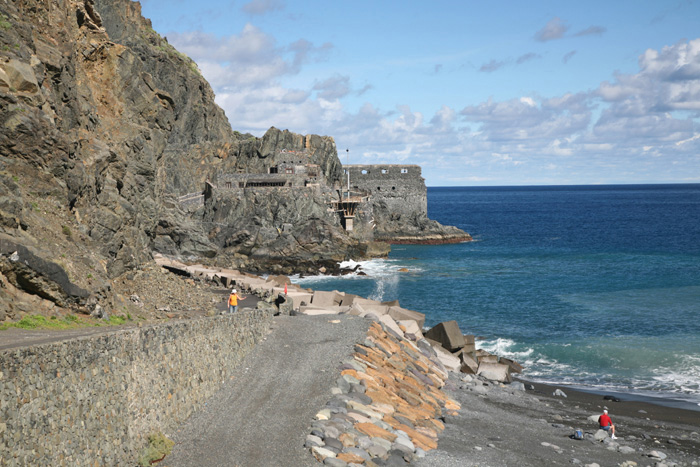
[0,0,462,317]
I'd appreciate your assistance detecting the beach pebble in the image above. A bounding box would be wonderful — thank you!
[323,457,347,467]
[306,434,325,448]
[647,450,667,459]
[618,446,636,454]
[510,381,526,391]
[312,446,337,462]
[474,446,483,451]
[638,409,647,414]
[553,389,567,397]
[584,464,600,467]
[594,430,609,441]
[571,458,582,464]
[667,439,679,445]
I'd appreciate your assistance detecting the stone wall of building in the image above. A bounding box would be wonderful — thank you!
[345,164,428,220]
[0,311,272,466]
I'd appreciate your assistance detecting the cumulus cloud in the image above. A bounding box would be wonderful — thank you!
[168,25,332,89]
[184,26,699,184]
[241,0,284,15]
[535,17,568,42]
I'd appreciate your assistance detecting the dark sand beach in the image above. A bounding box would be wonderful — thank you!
[163,311,700,467]
[418,376,700,466]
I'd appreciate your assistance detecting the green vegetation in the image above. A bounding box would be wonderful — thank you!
[0,14,11,30]
[0,314,81,331]
[0,312,134,331]
[62,225,72,239]
[139,432,175,467]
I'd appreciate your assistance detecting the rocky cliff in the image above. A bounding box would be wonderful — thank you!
[0,0,467,322]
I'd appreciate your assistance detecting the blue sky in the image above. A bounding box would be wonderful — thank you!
[139,0,700,186]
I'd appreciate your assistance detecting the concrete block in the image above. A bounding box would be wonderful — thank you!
[477,362,512,383]
[463,334,475,345]
[478,354,499,364]
[298,306,342,316]
[387,306,425,329]
[396,319,421,335]
[339,293,360,306]
[352,297,382,308]
[424,320,465,352]
[311,290,343,307]
[427,340,461,373]
[500,357,524,373]
[382,299,400,307]
[283,292,313,308]
[362,304,390,316]
[347,303,367,317]
[456,351,478,374]
[397,320,424,342]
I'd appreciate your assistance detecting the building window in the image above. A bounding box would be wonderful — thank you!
[286,168,294,174]
[270,167,278,174]
[377,187,381,191]
[361,169,368,175]
[401,168,408,174]
[225,182,232,189]
[392,186,396,190]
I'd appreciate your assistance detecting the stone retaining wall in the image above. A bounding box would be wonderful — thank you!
[0,310,272,466]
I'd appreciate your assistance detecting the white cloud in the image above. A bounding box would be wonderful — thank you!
[535,17,568,42]
[171,23,699,184]
[241,0,284,15]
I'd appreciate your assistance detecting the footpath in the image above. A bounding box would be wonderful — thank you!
[164,314,370,466]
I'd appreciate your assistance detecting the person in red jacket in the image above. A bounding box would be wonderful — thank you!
[598,409,617,439]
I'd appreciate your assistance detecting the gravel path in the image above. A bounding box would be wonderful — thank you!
[165,314,370,467]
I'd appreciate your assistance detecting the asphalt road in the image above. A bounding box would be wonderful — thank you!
[164,314,370,467]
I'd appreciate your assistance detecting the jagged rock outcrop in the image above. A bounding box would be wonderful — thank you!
[0,0,465,319]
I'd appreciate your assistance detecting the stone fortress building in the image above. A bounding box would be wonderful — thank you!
[195,146,430,242]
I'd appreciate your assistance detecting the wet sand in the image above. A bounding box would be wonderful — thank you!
[418,375,700,467]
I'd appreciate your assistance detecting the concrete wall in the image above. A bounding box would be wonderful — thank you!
[0,310,272,466]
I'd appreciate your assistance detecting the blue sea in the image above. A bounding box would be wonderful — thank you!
[294,184,700,410]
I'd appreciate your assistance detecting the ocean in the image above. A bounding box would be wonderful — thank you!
[294,184,700,410]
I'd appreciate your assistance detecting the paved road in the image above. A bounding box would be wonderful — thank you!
[165,314,370,467]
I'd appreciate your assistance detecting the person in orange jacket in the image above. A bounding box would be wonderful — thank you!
[228,288,245,314]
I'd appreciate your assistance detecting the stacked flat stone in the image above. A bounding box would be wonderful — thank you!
[307,321,461,466]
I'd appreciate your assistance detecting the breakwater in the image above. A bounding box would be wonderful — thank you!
[0,310,271,466]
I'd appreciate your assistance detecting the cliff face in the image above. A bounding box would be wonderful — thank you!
[0,0,359,319]
[0,0,465,322]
